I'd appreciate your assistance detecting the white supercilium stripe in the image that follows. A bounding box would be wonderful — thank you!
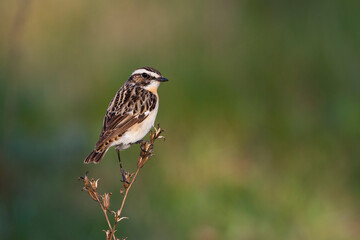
[131,69,160,78]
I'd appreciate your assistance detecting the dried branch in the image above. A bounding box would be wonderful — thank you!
[80,124,165,240]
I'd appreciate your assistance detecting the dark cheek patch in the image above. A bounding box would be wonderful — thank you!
[141,80,150,86]
[131,75,142,83]
[131,75,151,86]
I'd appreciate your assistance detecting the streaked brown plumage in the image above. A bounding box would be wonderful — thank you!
[84,67,168,164]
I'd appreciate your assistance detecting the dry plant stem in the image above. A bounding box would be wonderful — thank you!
[120,167,140,216]
[108,167,140,240]
[81,125,165,240]
[94,193,116,240]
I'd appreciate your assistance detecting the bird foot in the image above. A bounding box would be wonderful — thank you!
[121,171,130,185]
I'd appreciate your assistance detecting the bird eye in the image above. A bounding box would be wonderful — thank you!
[142,73,149,78]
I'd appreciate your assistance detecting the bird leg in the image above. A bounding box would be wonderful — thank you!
[116,149,129,184]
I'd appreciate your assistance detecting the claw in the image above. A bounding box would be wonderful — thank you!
[121,171,132,188]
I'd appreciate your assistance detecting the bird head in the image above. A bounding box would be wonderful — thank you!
[128,67,168,92]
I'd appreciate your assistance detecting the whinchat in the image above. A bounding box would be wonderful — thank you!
[84,67,168,164]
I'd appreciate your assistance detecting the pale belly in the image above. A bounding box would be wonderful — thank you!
[110,101,159,150]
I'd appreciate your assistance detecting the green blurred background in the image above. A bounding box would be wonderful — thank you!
[1,0,360,239]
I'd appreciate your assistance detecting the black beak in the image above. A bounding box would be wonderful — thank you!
[156,77,168,82]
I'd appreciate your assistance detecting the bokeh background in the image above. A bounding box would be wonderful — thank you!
[1,0,360,239]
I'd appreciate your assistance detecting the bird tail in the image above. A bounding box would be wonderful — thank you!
[84,149,107,164]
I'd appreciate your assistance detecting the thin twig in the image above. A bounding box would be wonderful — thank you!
[109,167,140,240]
[94,193,116,240]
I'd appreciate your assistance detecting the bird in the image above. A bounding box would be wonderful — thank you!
[84,67,168,166]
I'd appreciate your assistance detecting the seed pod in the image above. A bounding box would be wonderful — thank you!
[87,189,98,201]
[90,178,99,191]
[102,193,112,210]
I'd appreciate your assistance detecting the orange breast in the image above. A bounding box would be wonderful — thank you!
[147,86,158,94]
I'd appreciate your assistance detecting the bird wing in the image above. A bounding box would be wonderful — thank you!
[94,84,157,152]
